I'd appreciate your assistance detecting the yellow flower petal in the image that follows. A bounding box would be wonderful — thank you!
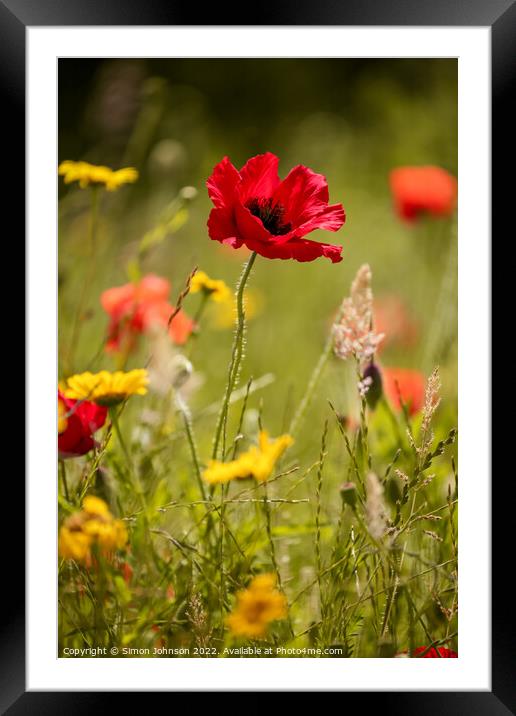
[58,160,138,191]
[202,431,293,485]
[190,271,231,303]
[64,369,148,405]
[83,495,110,517]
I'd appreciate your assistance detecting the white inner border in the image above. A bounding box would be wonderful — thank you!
[27,27,490,691]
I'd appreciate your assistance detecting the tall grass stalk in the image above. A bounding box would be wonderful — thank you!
[315,420,328,620]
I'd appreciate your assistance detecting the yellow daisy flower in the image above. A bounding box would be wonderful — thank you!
[202,430,293,485]
[190,270,231,303]
[226,573,288,639]
[58,160,138,191]
[59,497,128,565]
[64,369,148,406]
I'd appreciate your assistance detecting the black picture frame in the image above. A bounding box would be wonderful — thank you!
[5,0,508,711]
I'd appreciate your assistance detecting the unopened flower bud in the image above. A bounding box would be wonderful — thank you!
[148,139,187,177]
[363,361,383,410]
[179,186,198,201]
[171,354,193,389]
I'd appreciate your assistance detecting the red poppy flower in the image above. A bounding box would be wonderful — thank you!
[58,391,107,458]
[383,367,426,416]
[389,166,457,222]
[207,153,345,263]
[101,274,194,352]
[413,646,458,658]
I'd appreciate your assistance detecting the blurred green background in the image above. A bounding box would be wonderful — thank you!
[58,58,457,458]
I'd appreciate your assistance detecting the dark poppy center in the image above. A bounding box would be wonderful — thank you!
[245,197,292,236]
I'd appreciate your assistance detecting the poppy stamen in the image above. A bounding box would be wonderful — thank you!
[245,197,292,236]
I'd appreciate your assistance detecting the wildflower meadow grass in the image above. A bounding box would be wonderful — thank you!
[58,59,458,659]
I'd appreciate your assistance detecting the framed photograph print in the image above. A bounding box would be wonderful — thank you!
[4,0,510,709]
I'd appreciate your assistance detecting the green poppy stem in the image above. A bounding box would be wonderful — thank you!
[212,251,257,460]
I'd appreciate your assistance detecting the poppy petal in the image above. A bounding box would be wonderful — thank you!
[272,166,345,243]
[138,275,171,302]
[238,153,280,202]
[295,202,346,235]
[244,235,343,263]
[101,284,136,315]
[234,202,274,244]
[168,311,195,345]
[273,165,329,222]
[207,207,242,247]
[76,401,108,433]
[206,156,241,209]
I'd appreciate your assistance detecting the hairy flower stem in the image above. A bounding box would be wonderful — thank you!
[289,333,333,437]
[65,187,99,375]
[212,251,257,460]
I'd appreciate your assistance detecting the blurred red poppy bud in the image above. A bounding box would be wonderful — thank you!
[362,362,383,410]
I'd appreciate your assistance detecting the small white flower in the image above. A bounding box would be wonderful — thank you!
[357,375,373,397]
